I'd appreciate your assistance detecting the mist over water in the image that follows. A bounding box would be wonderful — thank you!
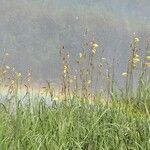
[0,0,150,86]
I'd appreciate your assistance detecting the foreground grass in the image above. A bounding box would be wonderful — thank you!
[0,96,150,150]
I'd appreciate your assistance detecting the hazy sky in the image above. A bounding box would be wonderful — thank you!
[0,0,150,83]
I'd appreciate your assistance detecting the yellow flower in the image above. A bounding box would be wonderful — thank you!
[91,42,99,54]
[15,72,21,77]
[133,58,140,63]
[146,56,150,60]
[135,54,139,58]
[92,43,98,48]
[145,62,150,67]
[63,70,67,74]
[134,37,140,42]
[64,65,67,70]
[132,53,140,67]
[79,53,83,58]
[92,48,96,54]
[88,80,91,84]
[28,78,31,82]
[122,72,128,77]
[63,65,68,74]
[18,73,21,77]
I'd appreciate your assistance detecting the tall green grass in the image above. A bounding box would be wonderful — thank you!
[0,96,150,149]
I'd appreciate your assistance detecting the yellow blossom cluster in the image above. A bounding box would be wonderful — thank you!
[91,42,98,54]
[145,50,150,67]
[134,37,140,43]
[122,72,128,77]
[79,52,83,58]
[63,65,68,74]
[132,53,140,68]
[15,72,21,78]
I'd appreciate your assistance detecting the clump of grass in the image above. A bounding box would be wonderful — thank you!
[0,33,150,149]
[0,97,150,149]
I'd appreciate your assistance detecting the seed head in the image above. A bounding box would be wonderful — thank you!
[91,42,99,54]
[79,53,83,58]
[122,72,128,77]
[146,56,150,60]
[134,37,140,43]
[145,62,150,67]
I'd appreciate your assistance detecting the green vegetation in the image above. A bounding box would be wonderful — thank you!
[0,36,150,149]
[0,98,150,149]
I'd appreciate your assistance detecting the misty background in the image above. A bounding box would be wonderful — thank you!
[0,0,150,85]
